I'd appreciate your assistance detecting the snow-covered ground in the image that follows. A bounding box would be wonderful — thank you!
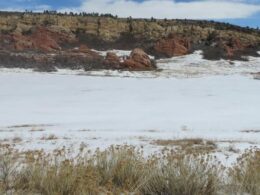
[0,50,260,165]
[86,50,260,78]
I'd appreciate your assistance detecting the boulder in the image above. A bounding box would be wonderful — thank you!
[103,52,121,68]
[121,48,155,70]
[78,45,90,53]
[154,34,190,57]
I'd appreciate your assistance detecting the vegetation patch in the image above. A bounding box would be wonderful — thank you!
[151,138,217,155]
[0,146,259,195]
[11,137,22,143]
[40,134,58,141]
[30,128,45,132]
[241,130,260,133]
[228,149,260,195]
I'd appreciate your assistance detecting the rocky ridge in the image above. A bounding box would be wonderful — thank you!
[0,11,259,71]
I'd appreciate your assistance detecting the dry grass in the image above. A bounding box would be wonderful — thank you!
[40,134,58,141]
[140,155,222,195]
[143,129,159,133]
[153,138,205,146]
[0,129,14,132]
[152,138,217,155]
[226,144,240,153]
[241,130,260,133]
[0,146,259,195]
[228,149,260,195]
[8,124,34,128]
[8,124,53,128]
[30,128,45,132]
[0,148,19,194]
[77,129,92,132]
[12,137,23,143]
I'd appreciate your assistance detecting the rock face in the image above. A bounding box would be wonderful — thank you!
[203,34,259,60]
[220,38,254,59]
[153,34,190,58]
[223,38,244,57]
[2,26,76,52]
[121,48,155,70]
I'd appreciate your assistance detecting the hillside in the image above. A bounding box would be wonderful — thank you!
[0,11,260,71]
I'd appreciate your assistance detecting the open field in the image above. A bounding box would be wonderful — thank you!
[1,50,260,194]
[1,51,260,166]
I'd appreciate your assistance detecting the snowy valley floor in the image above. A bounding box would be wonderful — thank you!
[1,51,260,166]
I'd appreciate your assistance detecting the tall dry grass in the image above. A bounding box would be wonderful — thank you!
[0,145,259,195]
[228,149,260,195]
[140,154,222,195]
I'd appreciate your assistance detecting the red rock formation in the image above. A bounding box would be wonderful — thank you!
[103,52,121,68]
[221,38,246,58]
[1,26,76,52]
[0,26,161,71]
[12,33,33,51]
[121,48,155,70]
[154,34,190,57]
[78,45,90,53]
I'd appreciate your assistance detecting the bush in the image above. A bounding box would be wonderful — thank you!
[140,154,222,195]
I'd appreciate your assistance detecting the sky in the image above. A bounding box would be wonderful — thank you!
[0,0,260,28]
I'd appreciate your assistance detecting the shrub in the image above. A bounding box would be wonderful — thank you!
[228,149,260,195]
[140,154,222,195]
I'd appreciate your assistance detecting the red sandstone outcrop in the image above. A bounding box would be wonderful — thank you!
[121,48,155,70]
[103,52,121,68]
[154,34,190,57]
[1,26,76,52]
[220,38,247,58]
[102,49,155,70]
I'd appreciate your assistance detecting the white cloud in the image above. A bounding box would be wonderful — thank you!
[61,0,260,19]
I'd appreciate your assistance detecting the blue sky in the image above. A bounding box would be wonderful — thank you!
[1,0,260,28]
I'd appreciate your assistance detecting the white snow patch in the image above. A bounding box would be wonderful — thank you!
[92,49,155,59]
[92,49,131,57]
[156,50,260,78]
[0,68,34,73]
